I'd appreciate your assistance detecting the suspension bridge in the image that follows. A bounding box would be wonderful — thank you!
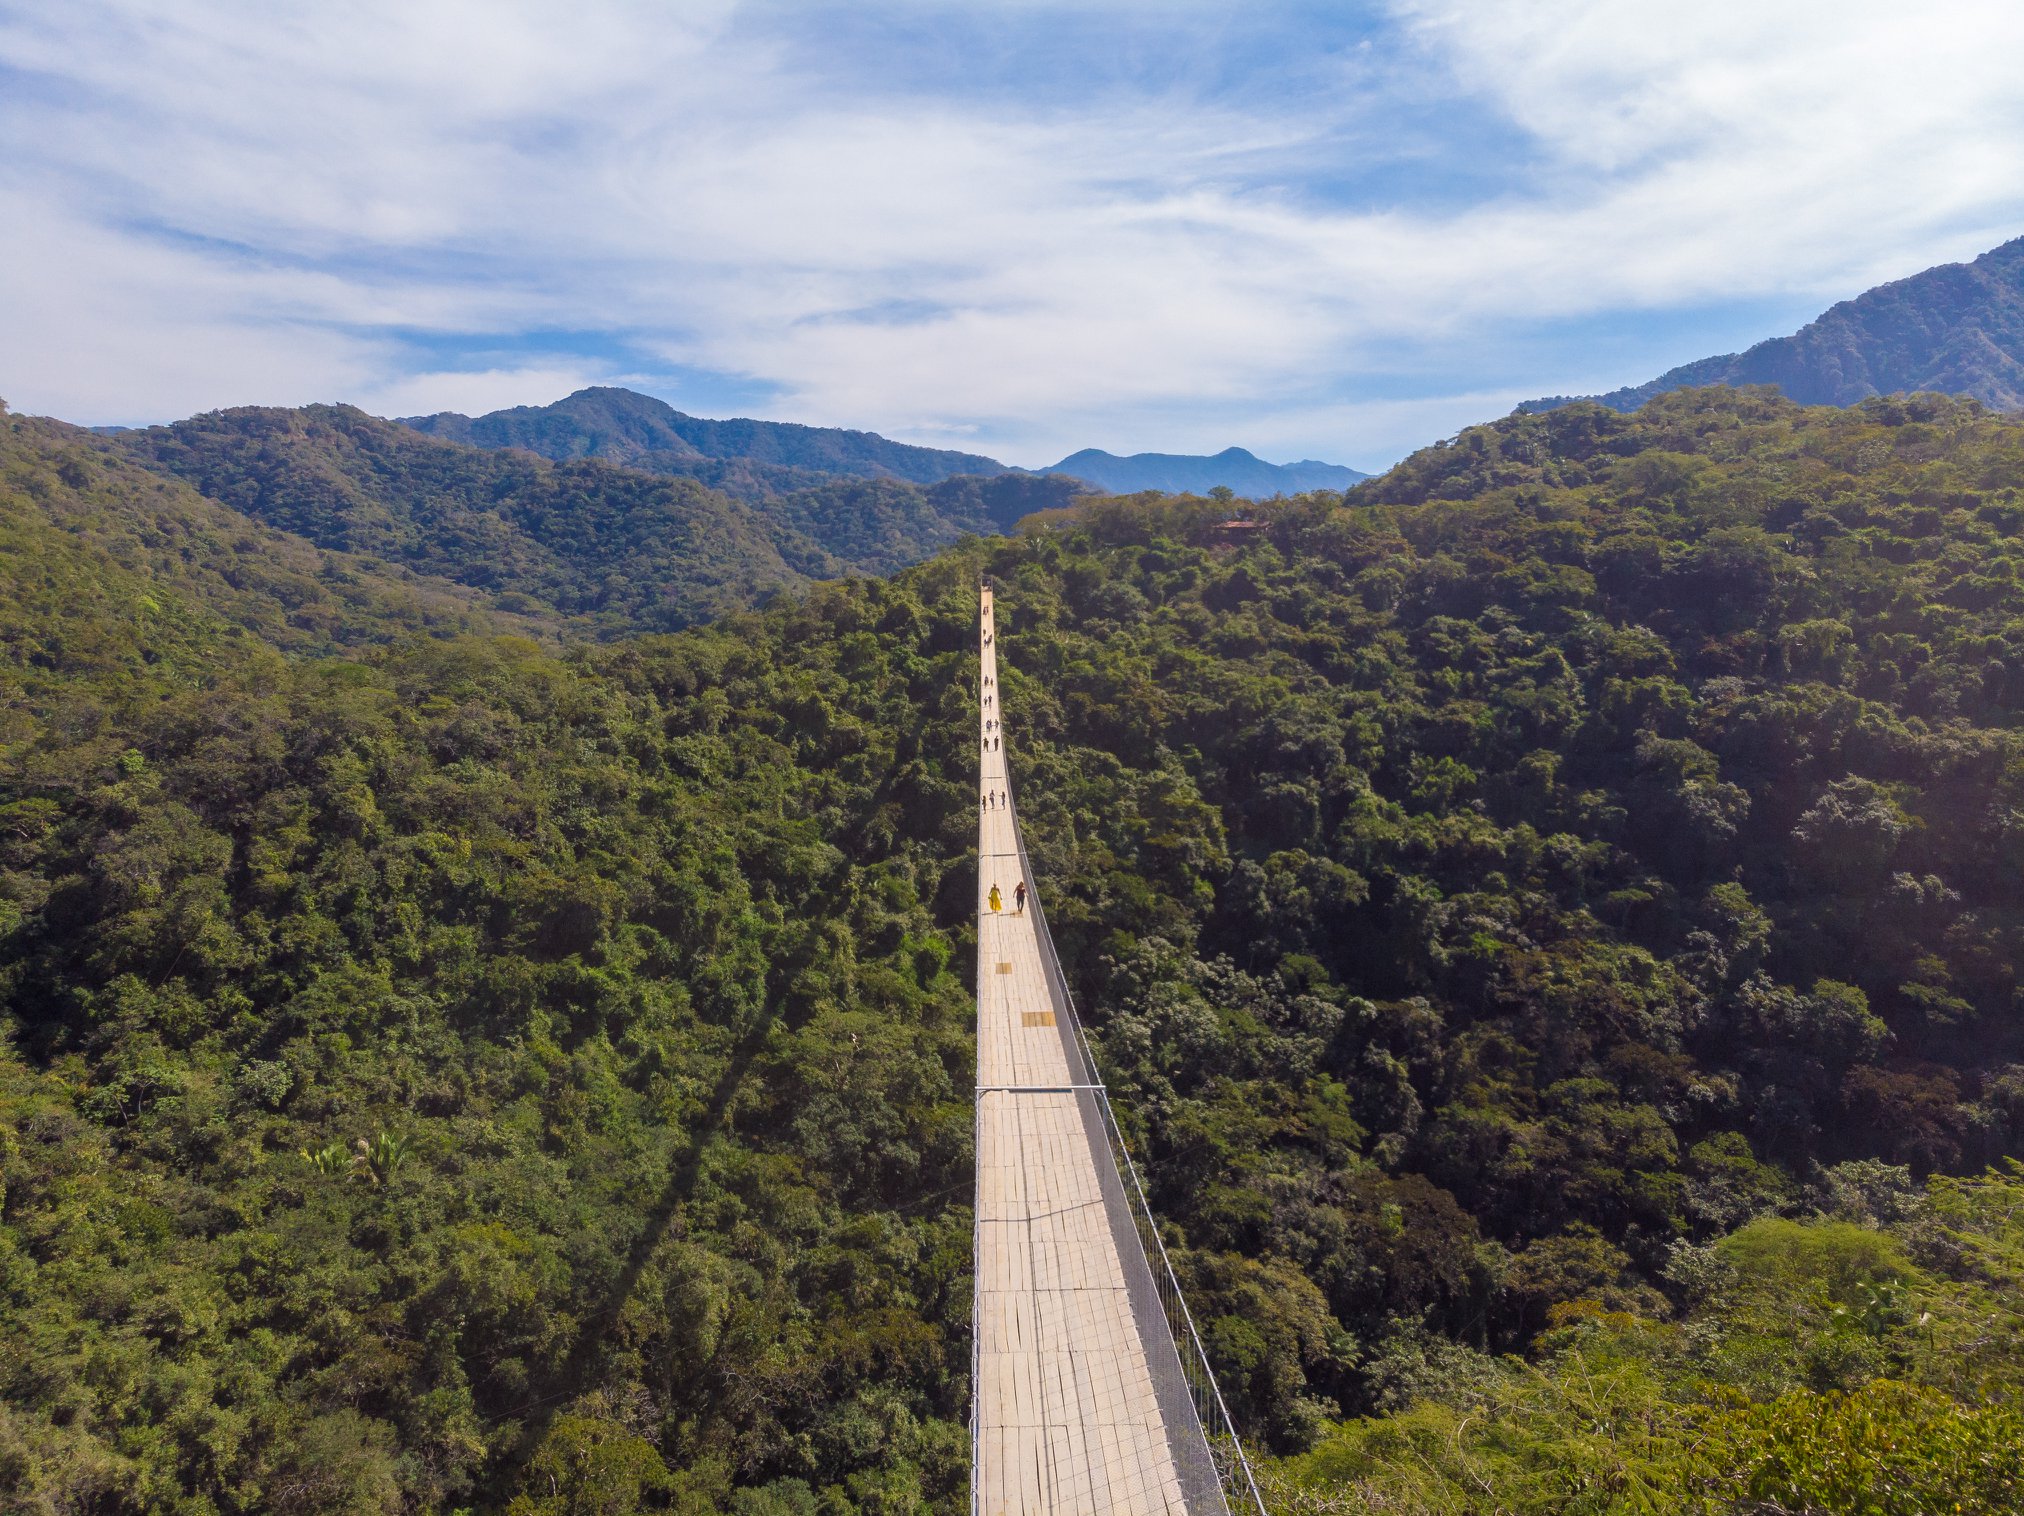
[971,585,1267,1516]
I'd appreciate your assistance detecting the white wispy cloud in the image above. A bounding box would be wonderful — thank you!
[2,0,2021,465]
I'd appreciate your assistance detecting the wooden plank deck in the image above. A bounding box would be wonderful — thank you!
[974,586,1189,1516]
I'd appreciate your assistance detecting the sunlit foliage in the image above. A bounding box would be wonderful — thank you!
[5,387,2024,1511]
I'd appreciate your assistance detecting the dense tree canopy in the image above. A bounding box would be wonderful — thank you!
[112,406,1077,636]
[5,387,2024,1511]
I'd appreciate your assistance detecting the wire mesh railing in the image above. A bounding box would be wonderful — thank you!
[997,766,1271,1516]
[969,1135,981,1516]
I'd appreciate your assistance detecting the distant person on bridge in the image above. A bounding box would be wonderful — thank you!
[988,884,1002,913]
[1014,881,1027,913]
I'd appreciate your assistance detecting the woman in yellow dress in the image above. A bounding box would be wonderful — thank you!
[988,884,1003,913]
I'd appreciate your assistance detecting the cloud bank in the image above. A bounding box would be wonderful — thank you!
[3,0,2022,466]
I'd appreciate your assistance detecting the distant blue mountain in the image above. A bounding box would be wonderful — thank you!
[396,386,1368,501]
[1044,445,1367,497]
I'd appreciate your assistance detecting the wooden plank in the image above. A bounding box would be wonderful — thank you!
[973,587,1194,1515]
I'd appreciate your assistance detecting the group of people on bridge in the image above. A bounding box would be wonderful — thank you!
[980,617,1023,914]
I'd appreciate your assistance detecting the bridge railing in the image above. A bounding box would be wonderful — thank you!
[1001,769,1271,1516]
[969,1106,981,1516]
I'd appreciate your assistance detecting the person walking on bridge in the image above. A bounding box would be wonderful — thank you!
[1014,880,1027,914]
[988,884,1003,913]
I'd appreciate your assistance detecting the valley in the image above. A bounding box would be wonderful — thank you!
[6,387,2024,1511]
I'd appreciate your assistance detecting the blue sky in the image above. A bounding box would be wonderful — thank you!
[4,1,2023,470]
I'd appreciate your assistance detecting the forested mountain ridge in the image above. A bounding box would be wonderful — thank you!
[400,386,1008,488]
[1525,234,2024,414]
[400,384,1367,502]
[112,404,827,634]
[0,407,521,680]
[112,405,1080,634]
[6,386,2024,1511]
[747,471,1080,574]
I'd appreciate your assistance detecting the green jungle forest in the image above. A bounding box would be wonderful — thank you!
[5,387,2024,1513]
[111,405,1075,637]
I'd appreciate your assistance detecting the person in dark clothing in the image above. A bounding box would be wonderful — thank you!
[1014,881,1027,913]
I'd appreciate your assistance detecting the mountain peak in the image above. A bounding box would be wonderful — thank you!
[1523,232,2024,415]
[400,386,1007,484]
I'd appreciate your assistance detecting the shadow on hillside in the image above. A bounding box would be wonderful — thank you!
[480,1013,775,1501]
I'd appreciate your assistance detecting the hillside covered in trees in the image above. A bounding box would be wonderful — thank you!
[399,386,1010,491]
[0,410,519,674]
[5,388,2024,1512]
[112,406,1077,635]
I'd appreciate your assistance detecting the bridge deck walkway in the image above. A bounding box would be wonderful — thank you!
[973,585,1189,1516]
